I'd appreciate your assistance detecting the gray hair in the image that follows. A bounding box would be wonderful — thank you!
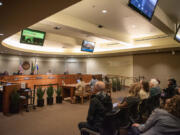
[150,79,159,87]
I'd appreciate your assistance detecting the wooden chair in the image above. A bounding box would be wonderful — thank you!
[75,86,90,104]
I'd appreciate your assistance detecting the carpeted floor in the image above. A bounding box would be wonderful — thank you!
[0,90,128,135]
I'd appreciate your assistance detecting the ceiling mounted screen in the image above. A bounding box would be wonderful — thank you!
[81,40,95,53]
[129,0,159,20]
[175,26,180,43]
[20,28,46,46]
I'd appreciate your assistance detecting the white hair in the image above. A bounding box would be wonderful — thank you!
[150,79,159,87]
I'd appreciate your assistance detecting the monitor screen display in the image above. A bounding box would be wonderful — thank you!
[129,0,159,20]
[175,26,180,43]
[81,40,95,52]
[20,28,46,46]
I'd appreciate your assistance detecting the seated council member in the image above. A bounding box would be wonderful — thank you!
[75,78,85,95]
[46,69,52,75]
[132,95,180,135]
[78,81,112,135]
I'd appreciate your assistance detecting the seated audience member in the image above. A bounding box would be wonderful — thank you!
[89,75,98,92]
[177,86,180,95]
[104,76,110,85]
[78,81,112,135]
[118,83,141,109]
[132,95,180,135]
[139,81,150,100]
[149,79,161,97]
[117,83,141,121]
[156,78,161,89]
[104,76,111,94]
[163,78,177,99]
[75,78,85,95]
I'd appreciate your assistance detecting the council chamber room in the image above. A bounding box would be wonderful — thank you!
[0,0,180,135]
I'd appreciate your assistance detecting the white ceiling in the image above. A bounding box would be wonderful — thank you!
[61,0,164,39]
[159,0,180,22]
[2,0,180,56]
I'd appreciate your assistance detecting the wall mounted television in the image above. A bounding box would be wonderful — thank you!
[20,28,46,46]
[81,40,95,52]
[174,25,180,43]
[128,0,159,20]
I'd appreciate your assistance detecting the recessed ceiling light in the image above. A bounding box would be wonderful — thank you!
[0,33,4,36]
[102,10,107,14]
[54,26,61,30]
[0,2,3,6]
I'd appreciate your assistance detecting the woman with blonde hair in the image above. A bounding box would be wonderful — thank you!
[117,83,141,121]
[139,81,150,100]
[117,83,141,109]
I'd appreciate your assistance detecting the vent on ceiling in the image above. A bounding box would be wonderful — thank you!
[135,35,172,42]
[107,43,120,45]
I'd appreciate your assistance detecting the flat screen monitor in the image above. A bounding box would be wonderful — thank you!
[175,26,180,43]
[20,28,46,46]
[81,40,95,52]
[128,0,159,20]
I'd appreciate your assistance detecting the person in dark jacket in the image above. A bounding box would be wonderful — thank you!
[132,95,180,135]
[177,86,180,95]
[78,81,112,135]
[149,79,161,97]
[164,78,177,98]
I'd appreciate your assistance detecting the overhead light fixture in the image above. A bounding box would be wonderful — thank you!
[3,38,64,53]
[0,2,3,6]
[54,26,61,30]
[98,24,103,28]
[0,33,4,36]
[102,10,107,14]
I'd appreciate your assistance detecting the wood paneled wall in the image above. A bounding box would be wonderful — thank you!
[0,74,102,90]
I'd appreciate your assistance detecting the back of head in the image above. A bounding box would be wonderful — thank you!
[79,77,83,81]
[164,95,180,118]
[168,78,177,86]
[104,76,109,82]
[92,75,96,80]
[129,83,141,97]
[94,81,105,92]
[134,83,141,97]
[142,81,149,92]
[157,79,160,85]
[150,78,159,88]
